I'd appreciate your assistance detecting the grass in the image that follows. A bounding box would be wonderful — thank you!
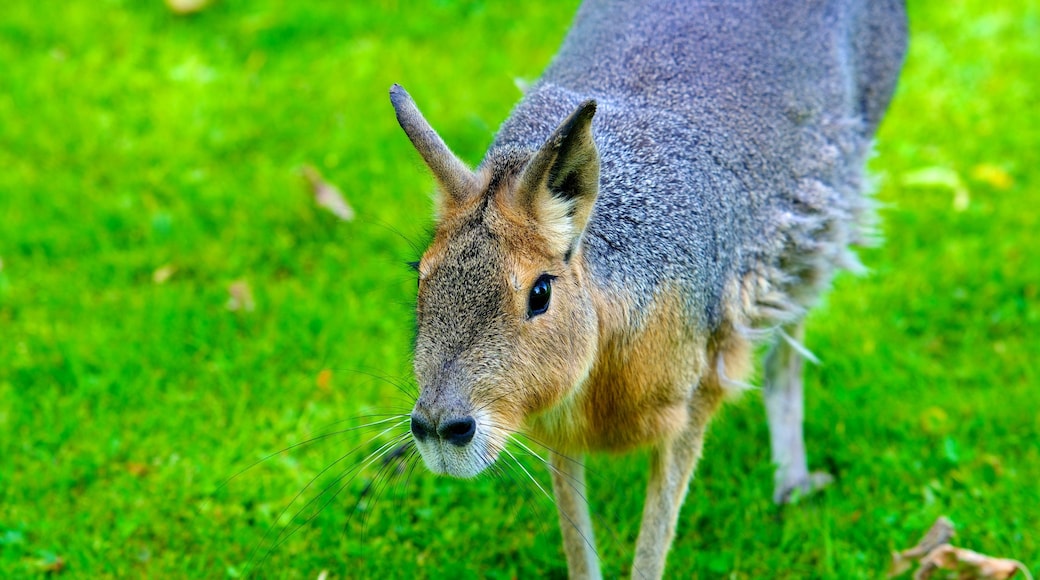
[1,0,1037,577]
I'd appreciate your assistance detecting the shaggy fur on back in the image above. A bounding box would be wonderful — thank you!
[486,0,907,337]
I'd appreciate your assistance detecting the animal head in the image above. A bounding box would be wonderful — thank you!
[390,85,601,477]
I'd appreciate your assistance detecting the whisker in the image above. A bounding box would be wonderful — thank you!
[245,422,410,575]
[501,447,601,565]
[354,442,410,505]
[358,216,425,257]
[492,448,560,542]
[332,366,420,401]
[218,416,410,492]
[470,390,518,416]
[513,433,592,475]
[253,432,413,574]
[311,413,411,435]
[390,445,421,517]
[486,422,638,578]
[509,438,586,491]
[355,442,412,554]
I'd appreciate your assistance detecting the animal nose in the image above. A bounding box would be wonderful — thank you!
[438,416,476,446]
[410,413,476,447]
[410,414,434,442]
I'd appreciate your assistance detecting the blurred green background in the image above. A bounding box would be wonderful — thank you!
[1,0,1037,577]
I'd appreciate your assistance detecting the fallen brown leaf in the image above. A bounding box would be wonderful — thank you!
[153,264,177,284]
[165,0,211,15]
[227,280,255,312]
[316,369,333,393]
[892,517,956,576]
[301,165,355,222]
[125,462,150,478]
[891,517,1034,580]
[916,545,1032,580]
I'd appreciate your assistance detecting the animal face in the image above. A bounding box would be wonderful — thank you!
[410,195,599,477]
[390,86,601,477]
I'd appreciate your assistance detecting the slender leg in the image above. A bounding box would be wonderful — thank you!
[763,322,833,503]
[631,424,706,580]
[550,452,601,580]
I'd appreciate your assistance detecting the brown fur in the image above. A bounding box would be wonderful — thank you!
[395,86,766,578]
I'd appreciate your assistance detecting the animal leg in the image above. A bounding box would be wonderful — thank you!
[763,322,833,504]
[631,424,706,580]
[550,452,601,580]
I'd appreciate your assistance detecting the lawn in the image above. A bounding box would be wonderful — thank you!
[1,0,1037,578]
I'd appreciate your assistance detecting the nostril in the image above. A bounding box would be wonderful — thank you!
[410,414,433,442]
[438,416,476,447]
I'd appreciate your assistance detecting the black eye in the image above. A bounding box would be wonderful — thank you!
[528,275,554,318]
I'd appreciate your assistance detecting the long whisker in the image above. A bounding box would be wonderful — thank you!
[334,366,420,401]
[218,415,410,491]
[489,447,552,540]
[246,422,410,575]
[489,422,640,578]
[355,442,413,554]
[514,432,592,475]
[252,432,413,575]
[509,441,645,579]
[390,445,421,517]
[509,438,586,491]
[501,447,602,565]
[311,413,411,436]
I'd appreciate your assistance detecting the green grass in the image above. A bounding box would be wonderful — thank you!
[1,0,1037,577]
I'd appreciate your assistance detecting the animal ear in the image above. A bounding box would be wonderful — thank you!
[517,100,599,258]
[390,84,478,211]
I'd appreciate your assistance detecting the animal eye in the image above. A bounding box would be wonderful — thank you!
[527,275,554,318]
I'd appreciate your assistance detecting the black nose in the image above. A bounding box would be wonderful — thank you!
[410,414,433,442]
[438,416,476,447]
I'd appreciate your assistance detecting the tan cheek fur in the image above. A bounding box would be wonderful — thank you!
[526,282,753,455]
[482,202,600,427]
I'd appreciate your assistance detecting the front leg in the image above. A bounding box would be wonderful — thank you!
[631,423,707,580]
[550,452,601,580]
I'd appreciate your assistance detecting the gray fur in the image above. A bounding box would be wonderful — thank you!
[396,1,907,575]
[489,0,907,333]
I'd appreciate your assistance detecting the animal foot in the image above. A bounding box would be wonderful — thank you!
[774,470,834,504]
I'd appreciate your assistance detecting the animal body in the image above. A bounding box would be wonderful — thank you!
[390,0,906,577]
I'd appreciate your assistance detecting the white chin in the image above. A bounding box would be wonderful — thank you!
[415,438,499,479]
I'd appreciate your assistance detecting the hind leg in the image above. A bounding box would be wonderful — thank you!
[763,322,833,503]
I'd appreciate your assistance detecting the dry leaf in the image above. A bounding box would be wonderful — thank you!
[916,545,1032,580]
[165,0,211,15]
[226,280,255,312]
[892,517,1034,580]
[892,517,956,576]
[316,369,333,392]
[301,165,355,222]
[901,167,970,212]
[126,462,150,478]
[971,164,1013,190]
[153,264,176,284]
